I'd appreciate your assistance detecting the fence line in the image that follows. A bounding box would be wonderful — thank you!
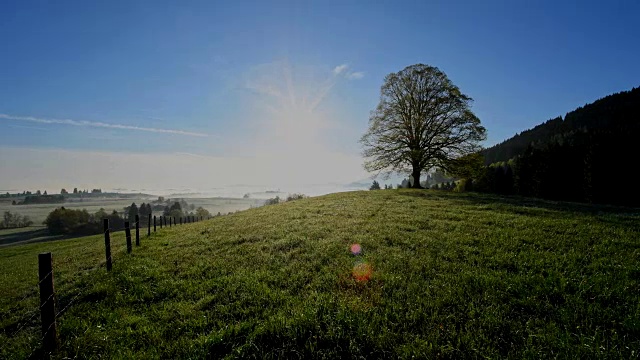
[2,214,212,357]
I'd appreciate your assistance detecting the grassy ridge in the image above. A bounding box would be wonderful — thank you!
[1,190,639,358]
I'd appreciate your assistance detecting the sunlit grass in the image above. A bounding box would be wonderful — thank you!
[1,190,638,358]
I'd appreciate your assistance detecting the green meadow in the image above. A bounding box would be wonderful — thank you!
[1,190,638,358]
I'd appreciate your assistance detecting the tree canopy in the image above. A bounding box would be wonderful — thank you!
[471,86,640,206]
[361,64,486,188]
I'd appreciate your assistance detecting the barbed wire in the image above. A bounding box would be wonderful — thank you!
[3,226,123,338]
[54,290,84,320]
[2,307,39,338]
[1,215,207,356]
[25,312,57,359]
[5,274,90,357]
[5,217,191,303]
[2,269,53,313]
[0,306,40,355]
[3,285,39,316]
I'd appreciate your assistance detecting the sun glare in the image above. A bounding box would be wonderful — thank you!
[242,60,365,185]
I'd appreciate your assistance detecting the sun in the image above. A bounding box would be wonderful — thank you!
[241,60,365,185]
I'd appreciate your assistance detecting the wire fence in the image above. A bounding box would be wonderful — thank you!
[0,214,209,357]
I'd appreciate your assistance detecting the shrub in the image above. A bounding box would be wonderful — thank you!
[286,194,306,201]
[265,196,280,205]
[195,207,211,218]
[44,207,91,234]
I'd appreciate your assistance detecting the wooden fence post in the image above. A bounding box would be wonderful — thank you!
[38,252,58,355]
[180,217,182,225]
[135,215,140,246]
[169,217,172,227]
[125,221,132,254]
[147,213,151,237]
[160,216,163,229]
[154,215,157,232]
[103,219,112,271]
[164,216,167,227]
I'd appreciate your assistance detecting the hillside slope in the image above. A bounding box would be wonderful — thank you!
[1,190,639,358]
[482,86,640,165]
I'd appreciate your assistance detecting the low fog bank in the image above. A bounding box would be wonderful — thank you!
[101,183,368,200]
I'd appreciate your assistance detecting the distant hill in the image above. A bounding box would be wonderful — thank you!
[471,86,640,206]
[482,86,640,164]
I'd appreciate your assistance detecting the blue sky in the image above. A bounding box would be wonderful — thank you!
[1,0,639,191]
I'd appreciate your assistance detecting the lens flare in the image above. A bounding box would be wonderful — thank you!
[352,262,373,282]
[350,243,362,255]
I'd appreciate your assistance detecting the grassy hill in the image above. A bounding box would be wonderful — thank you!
[1,190,638,358]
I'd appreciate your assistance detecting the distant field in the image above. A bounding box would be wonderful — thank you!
[0,196,265,225]
[0,190,638,358]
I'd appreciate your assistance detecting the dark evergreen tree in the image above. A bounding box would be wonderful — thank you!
[127,203,138,224]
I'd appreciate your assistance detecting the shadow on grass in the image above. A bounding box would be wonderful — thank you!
[0,228,91,247]
[397,190,640,229]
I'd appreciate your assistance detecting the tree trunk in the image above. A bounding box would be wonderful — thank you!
[411,168,423,189]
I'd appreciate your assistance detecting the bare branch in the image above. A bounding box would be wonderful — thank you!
[360,64,486,185]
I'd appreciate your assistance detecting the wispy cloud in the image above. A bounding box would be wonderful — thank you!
[332,64,364,80]
[346,72,364,80]
[7,124,48,131]
[0,114,208,137]
[174,152,210,158]
[333,64,349,75]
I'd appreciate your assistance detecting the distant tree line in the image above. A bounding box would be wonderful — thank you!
[0,188,104,198]
[43,198,212,235]
[366,169,457,191]
[1,211,33,229]
[13,195,65,205]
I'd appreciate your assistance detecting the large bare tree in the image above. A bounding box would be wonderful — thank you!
[361,64,486,188]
